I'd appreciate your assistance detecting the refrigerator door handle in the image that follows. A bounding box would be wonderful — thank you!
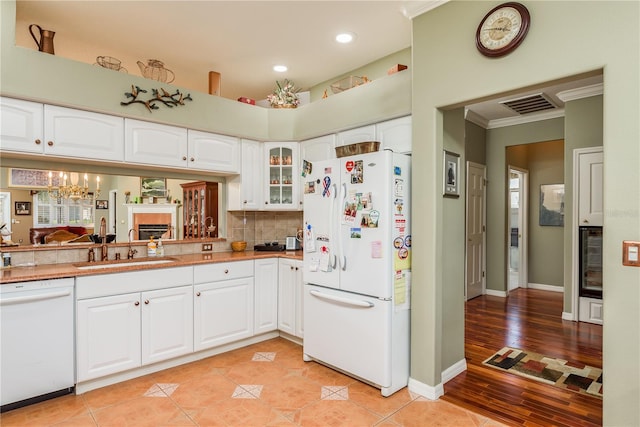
[329,183,337,270]
[339,182,347,271]
[309,289,374,308]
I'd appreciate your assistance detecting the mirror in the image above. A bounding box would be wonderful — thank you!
[0,166,225,246]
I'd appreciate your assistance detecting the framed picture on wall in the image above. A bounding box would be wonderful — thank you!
[95,199,109,210]
[443,150,460,198]
[15,201,31,215]
[539,184,565,226]
[141,177,167,198]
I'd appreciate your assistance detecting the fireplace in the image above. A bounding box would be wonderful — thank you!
[127,204,179,240]
[138,224,170,240]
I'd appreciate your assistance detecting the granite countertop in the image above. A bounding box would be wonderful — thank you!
[0,250,303,284]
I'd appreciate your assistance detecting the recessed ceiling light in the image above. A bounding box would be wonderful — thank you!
[336,32,355,44]
[273,65,288,72]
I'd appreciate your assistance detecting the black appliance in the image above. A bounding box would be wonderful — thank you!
[579,226,603,299]
[254,242,286,252]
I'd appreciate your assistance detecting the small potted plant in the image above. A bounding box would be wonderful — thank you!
[267,79,300,108]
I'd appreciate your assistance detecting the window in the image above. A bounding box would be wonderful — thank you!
[33,192,95,228]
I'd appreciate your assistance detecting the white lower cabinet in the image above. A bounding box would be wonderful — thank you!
[193,261,255,351]
[77,292,141,382]
[254,258,279,334]
[142,286,194,365]
[278,258,303,338]
[75,267,193,383]
[76,285,193,382]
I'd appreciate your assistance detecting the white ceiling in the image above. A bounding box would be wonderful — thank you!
[15,1,602,126]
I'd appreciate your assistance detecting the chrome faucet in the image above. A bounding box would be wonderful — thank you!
[127,228,138,259]
[99,217,108,261]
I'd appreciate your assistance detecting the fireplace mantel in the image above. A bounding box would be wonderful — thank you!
[126,204,180,240]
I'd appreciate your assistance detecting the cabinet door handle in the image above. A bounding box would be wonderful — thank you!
[583,219,589,223]
[295,267,299,270]
[35,139,41,145]
[290,266,294,270]
[47,141,54,146]
[182,156,187,161]
[224,269,229,274]
[144,299,149,304]
[134,301,140,306]
[190,157,195,162]
[265,201,269,204]
[196,291,201,297]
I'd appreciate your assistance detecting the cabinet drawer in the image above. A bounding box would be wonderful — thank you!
[76,266,193,299]
[193,260,253,284]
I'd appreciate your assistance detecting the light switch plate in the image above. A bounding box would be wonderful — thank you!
[622,241,640,267]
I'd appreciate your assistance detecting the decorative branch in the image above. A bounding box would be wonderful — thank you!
[121,85,193,112]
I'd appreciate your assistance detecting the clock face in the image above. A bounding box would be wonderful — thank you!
[476,2,530,57]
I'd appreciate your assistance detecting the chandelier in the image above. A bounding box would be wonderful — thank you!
[48,171,101,201]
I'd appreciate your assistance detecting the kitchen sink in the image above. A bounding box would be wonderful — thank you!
[74,257,177,270]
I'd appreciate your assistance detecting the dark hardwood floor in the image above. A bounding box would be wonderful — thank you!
[441,288,603,427]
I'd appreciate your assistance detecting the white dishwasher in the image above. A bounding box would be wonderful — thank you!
[1,277,75,412]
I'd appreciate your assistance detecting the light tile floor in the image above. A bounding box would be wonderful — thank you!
[1,338,506,426]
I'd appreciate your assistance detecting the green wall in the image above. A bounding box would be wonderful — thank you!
[412,2,639,425]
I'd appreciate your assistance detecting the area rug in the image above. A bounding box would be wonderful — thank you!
[483,347,603,399]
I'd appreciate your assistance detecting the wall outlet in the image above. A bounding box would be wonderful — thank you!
[202,243,213,252]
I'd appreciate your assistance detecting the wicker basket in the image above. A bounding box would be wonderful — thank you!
[335,141,380,158]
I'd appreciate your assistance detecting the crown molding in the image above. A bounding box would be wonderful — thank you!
[402,1,448,19]
[556,83,604,102]
[486,108,565,129]
[464,108,490,129]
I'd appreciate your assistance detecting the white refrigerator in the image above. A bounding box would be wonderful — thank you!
[302,150,411,397]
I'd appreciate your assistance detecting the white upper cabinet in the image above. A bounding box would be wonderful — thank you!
[0,97,44,153]
[300,134,336,163]
[376,116,412,154]
[336,124,376,147]
[125,118,188,168]
[263,141,299,210]
[187,130,240,173]
[227,139,264,211]
[578,149,604,226]
[44,105,124,161]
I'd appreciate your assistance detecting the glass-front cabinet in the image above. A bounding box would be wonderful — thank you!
[263,142,299,210]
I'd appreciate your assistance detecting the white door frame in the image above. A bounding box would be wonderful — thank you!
[507,166,528,292]
[570,147,604,321]
[465,161,486,300]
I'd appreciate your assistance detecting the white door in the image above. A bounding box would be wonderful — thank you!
[254,258,279,334]
[465,162,486,300]
[508,167,528,291]
[578,150,603,226]
[278,258,298,335]
[0,97,44,153]
[44,105,124,161]
[193,278,254,351]
[124,118,187,167]
[76,293,141,381]
[187,130,240,173]
[302,158,340,290]
[141,285,193,365]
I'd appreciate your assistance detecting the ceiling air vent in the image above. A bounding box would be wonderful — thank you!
[500,93,557,115]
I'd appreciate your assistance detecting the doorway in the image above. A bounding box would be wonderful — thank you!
[508,167,528,291]
[465,162,486,300]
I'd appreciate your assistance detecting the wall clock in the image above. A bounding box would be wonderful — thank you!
[476,2,530,58]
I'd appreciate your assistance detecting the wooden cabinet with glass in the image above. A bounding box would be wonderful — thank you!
[180,181,219,239]
[264,142,299,210]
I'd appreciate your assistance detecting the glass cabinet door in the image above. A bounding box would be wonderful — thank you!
[265,143,297,209]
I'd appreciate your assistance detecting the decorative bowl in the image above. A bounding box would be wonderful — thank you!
[231,241,247,252]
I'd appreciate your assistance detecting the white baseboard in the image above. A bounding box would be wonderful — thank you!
[527,282,564,293]
[441,358,467,384]
[562,311,576,321]
[485,289,507,297]
[408,377,444,400]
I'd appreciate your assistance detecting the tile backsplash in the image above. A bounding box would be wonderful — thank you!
[227,211,303,248]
